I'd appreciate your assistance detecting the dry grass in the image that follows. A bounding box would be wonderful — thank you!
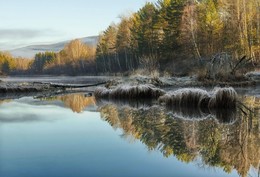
[95,85,238,110]
[94,84,166,99]
[208,87,237,108]
[95,85,239,123]
[162,87,238,123]
[159,87,237,109]
[159,88,210,108]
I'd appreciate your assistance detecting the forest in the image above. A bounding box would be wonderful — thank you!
[0,0,259,77]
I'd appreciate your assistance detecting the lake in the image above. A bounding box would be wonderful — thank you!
[0,87,259,177]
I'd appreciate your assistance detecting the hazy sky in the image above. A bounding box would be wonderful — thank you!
[0,0,155,50]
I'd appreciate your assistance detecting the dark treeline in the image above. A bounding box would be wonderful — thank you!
[0,0,260,76]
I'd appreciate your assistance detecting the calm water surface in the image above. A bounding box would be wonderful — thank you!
[0,89,259,177]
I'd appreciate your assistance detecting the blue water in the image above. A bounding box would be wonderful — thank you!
[0,96,258,177]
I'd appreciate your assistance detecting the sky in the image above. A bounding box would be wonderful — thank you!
[0,0,156,50]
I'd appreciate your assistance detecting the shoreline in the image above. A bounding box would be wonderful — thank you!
[0,75,259,100]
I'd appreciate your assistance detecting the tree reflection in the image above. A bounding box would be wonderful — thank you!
[97,96,260,177]
[43,94,96,113]
[0,99,10,105]
[58,94,96,113]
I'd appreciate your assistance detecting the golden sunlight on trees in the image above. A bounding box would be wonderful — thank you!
[0,52,31,75]
[197,0,224,55]
[96,24,118,73]
[29,39,96,75]
[63,39,95,63]
[96,0,260,75]
[1,0,260,76]
[0,39,96,76]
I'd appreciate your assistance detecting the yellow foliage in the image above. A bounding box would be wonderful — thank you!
[63,39,96,62]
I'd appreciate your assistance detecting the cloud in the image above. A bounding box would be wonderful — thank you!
[0,29,58,40]
[0,29,62,50]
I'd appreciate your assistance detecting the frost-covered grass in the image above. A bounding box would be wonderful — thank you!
[158,88,210,108]
[159,87,237,109]
[95,86,239,123]
[95,85,238,109]
[94,84,166,99]
[208,87,237,108]
[94,87,111,98]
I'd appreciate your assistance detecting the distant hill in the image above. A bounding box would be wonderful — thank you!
[10,36,99,58]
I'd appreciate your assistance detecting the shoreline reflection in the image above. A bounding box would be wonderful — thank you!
[97,96,259,177]
[0,93,258,177]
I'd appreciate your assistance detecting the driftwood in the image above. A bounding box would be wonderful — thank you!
[0,81,107,94]
[34,90,93,100]
[231,55,252,74]
[0,86,48,93]
[33,81,107,89]
[231,55,246,74]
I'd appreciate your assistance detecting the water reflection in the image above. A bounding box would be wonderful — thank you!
[56,94,96,113]
[96,98,238,123]
[0,99,11,105]
[40,94,96,113]
[0,93,259,177]
[96,96,260,177]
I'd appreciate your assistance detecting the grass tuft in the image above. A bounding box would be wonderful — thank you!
[159,87,237,109]
[94,84,166,99]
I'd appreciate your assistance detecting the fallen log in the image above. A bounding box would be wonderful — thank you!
[34,90,93,99]
[33,81,107,89]
[0,81,107,94]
